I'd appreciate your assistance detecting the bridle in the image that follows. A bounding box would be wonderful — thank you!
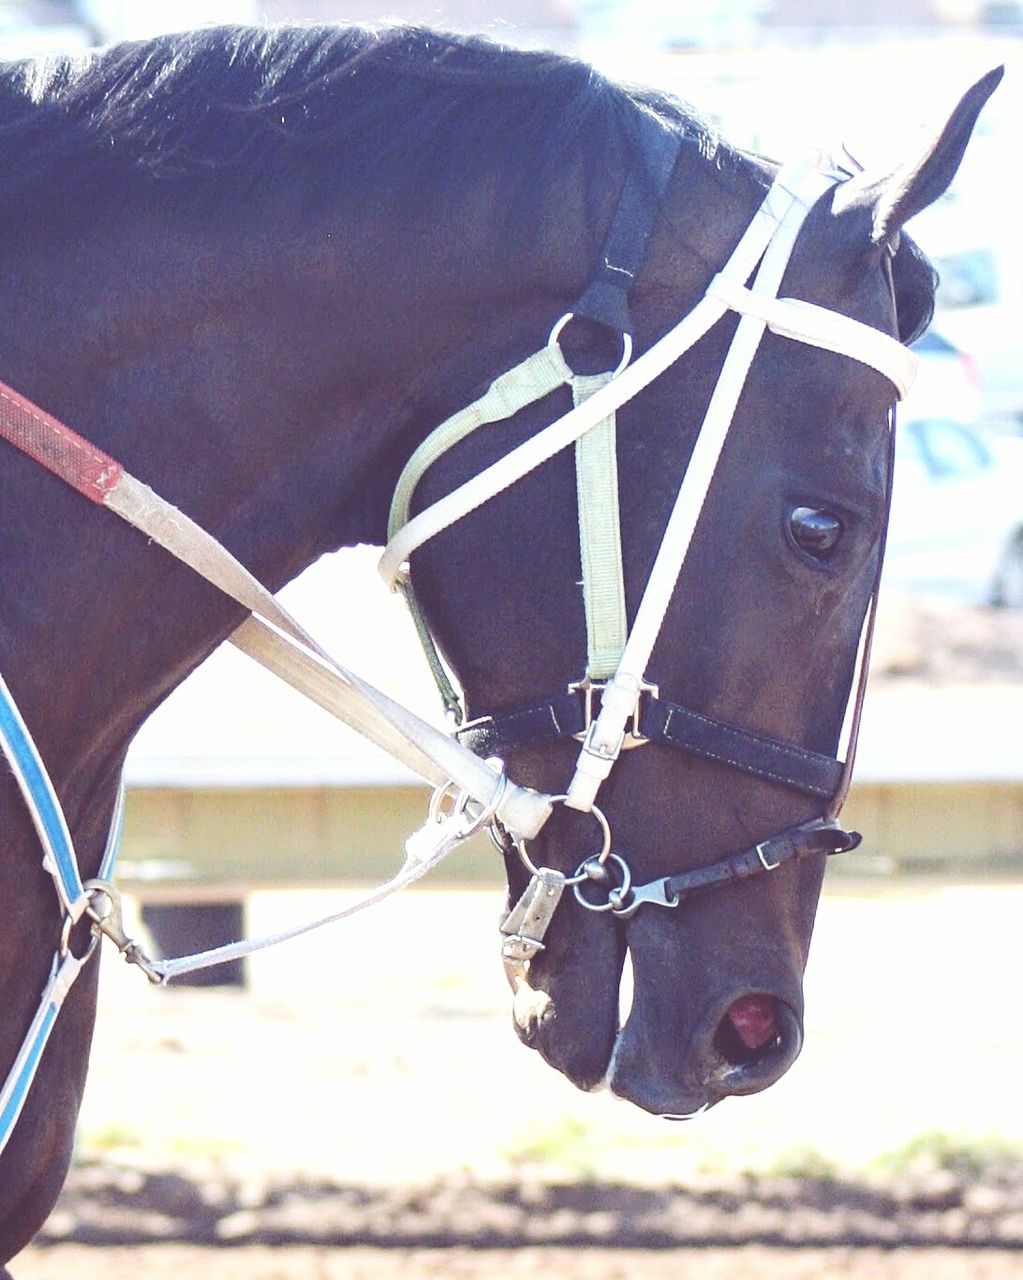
[0,114,915,1153]
[377,117,912,979]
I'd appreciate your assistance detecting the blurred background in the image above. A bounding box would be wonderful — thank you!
[5,2,1022,1276]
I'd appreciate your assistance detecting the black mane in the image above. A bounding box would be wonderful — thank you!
[892,233,939,343]
[0,24,722,219]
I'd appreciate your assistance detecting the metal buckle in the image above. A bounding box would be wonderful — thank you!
[567,677,658,751]
[756,840,781,872]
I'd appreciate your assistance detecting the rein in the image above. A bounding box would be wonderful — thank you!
[0,130,914,1156]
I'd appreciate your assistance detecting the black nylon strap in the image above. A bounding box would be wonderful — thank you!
[573,113,682,336]
[456,689,843,801]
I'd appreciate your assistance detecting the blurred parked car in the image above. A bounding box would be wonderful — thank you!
[924,243,1023,425]
[908,328,981,422]
[885,416,1023,607]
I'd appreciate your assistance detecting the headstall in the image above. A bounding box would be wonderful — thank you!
[378,116,911,982]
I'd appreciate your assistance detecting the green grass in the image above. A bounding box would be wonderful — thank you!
[873,1130,1023,1177]
[764,1145,841,1180]
[82,1122,143,1151]
[500,1114,603,1179]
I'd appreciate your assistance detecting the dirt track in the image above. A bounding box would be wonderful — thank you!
[14,878,1023,1279]
[15,1243,1023,1280]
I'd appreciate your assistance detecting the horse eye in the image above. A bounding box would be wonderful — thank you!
[788,506,843,561]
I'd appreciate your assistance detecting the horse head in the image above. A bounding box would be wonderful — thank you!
[404,70,1001,1117]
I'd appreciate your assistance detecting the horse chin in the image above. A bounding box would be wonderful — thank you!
[508,923,626,1092]
[511,980,622,1092]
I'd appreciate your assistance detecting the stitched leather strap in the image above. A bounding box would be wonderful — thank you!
[638,698,843,798]
[456,687,843,800]
[608,818,861,918]
[661,818,860,904]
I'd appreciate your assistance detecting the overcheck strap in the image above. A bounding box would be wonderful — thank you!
[573,114,682,335]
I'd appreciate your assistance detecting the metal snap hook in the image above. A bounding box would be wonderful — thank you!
[428,762,508,843]
[82,878,163,984]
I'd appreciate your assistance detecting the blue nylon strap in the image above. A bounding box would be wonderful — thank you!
[0,671,85,913]
[0,953,83,1158]
[0,670,126,1159]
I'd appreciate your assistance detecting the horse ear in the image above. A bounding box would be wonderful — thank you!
[832,66,1003,244]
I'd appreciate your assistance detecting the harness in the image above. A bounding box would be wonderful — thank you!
[0,121,915,1156]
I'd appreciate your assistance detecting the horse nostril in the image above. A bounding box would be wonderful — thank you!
[709,996,803,1097]
[715,994,785,1067]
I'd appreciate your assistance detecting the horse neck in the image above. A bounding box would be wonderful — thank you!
[0,169,597,839]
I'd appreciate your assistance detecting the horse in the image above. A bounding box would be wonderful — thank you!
[0,22,997,1267]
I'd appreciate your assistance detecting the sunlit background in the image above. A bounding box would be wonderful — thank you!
[4,0,1022,1248]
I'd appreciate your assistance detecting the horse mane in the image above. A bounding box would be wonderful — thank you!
[892,234,938,343]
[0,23,726,220]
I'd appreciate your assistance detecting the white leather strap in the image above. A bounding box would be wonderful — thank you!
[0,952,83,1157]
[378,158,828,588]
[707,274,917,398]
[109,475,552,840]
[565,164,847,809]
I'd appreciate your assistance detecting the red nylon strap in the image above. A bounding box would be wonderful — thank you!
[0,379,122,504]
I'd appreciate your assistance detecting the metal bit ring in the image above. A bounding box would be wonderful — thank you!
[513,796,611,886]
[573,852,633,913]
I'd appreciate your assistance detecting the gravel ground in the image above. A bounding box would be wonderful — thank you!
[14,1244,1023,1280]
[870,595,1023,685]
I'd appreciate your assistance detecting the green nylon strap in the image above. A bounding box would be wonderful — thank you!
[387,344,574,719]
[572,373,628,680]
[388,345,573,541]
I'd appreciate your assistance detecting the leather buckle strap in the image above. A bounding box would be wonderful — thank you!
[572,113,682,339]
[609,819,861,919]
[456,686,844,802]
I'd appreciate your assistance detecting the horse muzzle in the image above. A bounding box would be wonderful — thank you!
[606,986,805,1117]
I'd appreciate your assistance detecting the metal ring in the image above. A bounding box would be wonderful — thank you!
[572,852,632,913]
[428,767,508,842]
[548,311,633,379]
[59,909,100,965]
[513,796,612,885]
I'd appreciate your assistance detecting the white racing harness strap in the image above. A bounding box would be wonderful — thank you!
[380,155,916,815]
